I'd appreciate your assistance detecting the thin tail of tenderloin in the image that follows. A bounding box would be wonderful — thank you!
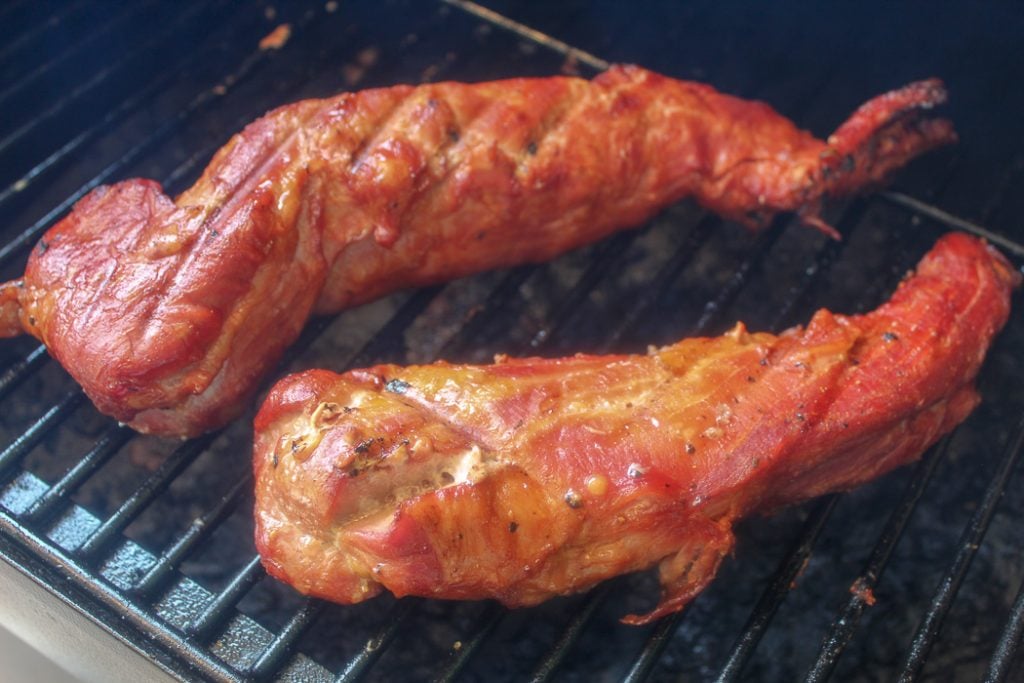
[800,79,956,237]
[0,280,24,338]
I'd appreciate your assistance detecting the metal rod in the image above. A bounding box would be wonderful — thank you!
[897,417,1024,682]
[0,3,296,270]
[531,585,612,682]
[437,265,538,359]
[714,495,839,683]
[21,425,134,526]
[693,220,786,333]
[0,390,84,481]
[526,231,642,352]
[984,574,1024,683]
[881,191,1024,259]
[803,439,951,682]
[0,345,48,402]
[334,599,419,683]
[132,475,252,602]
[767,204,864,331]
[0,0,217,161]
[248,599,325,681]
[0,0,87,64]
[0,0,250,210]
[601,215,717,350]
[623,612,681,683]
[343,286,445,370]
[186,555,266,642]
[442,0,611,71]
[75,434,217,567]
[0,506,253,683]
[433,602,506,683]
[0,1,146,107]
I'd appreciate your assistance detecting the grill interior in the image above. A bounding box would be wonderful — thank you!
[1,1,1023,681]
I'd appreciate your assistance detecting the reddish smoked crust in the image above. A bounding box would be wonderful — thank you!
[0,66,956,436]
[253,233,1017,624]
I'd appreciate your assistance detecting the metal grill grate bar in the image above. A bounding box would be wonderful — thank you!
[897,417,1024,682]
[0,390,84,481]
[531,585,613,682]
[76,434,218,566]
[0,0,223,162]
[0,2,147,107]
[344,287,445,370]
[434,603,506,682]
[0,0,263,212]
[804,439,951,681]
[602,215,716,350]
[0,345,47,401]
[132,475,252,601]
[526,231,644,351]
[249,599,324,680]
[0,506,251,683]
[438,264,537,359]
[0,0,86,63]
[984,575,1024,682]
[715,496,839,683]
[767,206,863,331]
[694,221,786,332]
[21,425,133,526]
[623,611,680,683]
[0,2,320,270]
[882,191,1024,258]
[334,599,418,683]
[187,555,266,642]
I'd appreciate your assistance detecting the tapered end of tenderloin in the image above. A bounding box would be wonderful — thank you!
[825,79,956,195]
[799,79,957,239]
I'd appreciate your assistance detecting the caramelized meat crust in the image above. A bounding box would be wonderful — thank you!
[0,67,955,436]
[253,233,1017,623]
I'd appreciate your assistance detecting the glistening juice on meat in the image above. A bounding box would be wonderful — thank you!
[253,233,1018,624]
[0,67,954,436]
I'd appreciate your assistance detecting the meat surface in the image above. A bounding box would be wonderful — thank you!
[0,66,955,436]
[253,233,1017,624]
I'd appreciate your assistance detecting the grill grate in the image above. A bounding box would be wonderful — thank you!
[1,1,1023,681]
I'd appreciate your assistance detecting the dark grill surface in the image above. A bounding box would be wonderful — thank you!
[1,1,1023,681]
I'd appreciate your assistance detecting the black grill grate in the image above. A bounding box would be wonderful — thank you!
[1,1,1023,681]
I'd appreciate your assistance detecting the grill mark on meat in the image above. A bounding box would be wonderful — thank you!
[3,69,959,435]
[348,88,415,171]
[254,233,1018,621]
[393,88,487,223]
[513,80,586,168]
